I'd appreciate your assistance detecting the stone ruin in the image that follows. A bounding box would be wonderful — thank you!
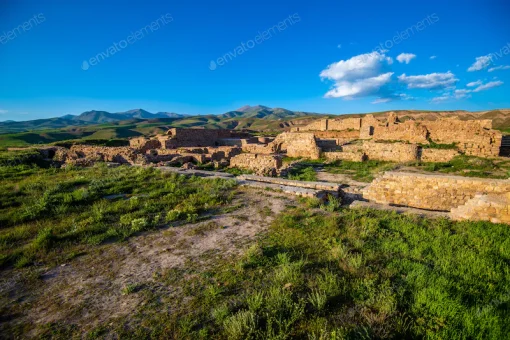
[293,113,503,160]
[33,114,510,225]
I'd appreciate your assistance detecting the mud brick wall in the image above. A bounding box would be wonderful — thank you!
[271,132,321,159]
[363,172,510,211]
[373,120,429,144]
[423,118,502,157]
[420,149,460,162]
[451,193,510,224]
[362,141,418,162]
[230,153,282,174]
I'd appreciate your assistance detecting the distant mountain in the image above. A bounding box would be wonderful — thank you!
[1,106,509,137]
[74,109,185,123]
[0,106,319,133]
[219,105,318,120]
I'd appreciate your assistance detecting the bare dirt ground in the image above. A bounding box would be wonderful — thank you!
[0,187,295,337]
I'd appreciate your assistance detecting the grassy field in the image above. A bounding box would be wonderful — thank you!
[0,164,236,269]
[324,160,398,182]
[415,155,510,179]
[15,198,509,339]
[1,157,509,338]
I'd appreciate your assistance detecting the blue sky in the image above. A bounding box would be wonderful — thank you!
[0,0,509,121]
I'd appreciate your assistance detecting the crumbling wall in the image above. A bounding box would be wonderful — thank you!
[423,118,502,157]
[295,118,362,132]
[420,149,460,162]
[129,137,161,152]
[360,114,382,139]
[327,118,362,131]
[373,120,429,144]
[160,128,251,149]
[362,141,418,162]
[271,132,321,159]
[323,151,366,162]
[364,172,510,211]
[451,192,510,224]
[230,153,282,176]
[69,145,141,164]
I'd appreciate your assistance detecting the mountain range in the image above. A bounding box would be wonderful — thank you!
[0,106,323,134]
[0,106,508,148]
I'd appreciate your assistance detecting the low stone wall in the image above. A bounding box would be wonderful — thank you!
[69,145,140,164]
[363,172,510,211]
[129,137,161,152]
[230,153,282,175]
[420,149,460,162]
[323,151,366,162]
[451,193,510,224]
[363,141,418,162]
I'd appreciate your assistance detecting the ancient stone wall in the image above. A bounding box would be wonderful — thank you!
[373,120,429,144]
[160,128,251,148]
[69,145,141,164]
[422,118,502,157]
[230,153,282,176]
[323,151,366,162]
[451,192,510,224]
[363,172,510,211]
[271,132,321,159]
[129,137,161,152]
[420,149,460,162]
[362,141,418,162]
[327,118,362,131]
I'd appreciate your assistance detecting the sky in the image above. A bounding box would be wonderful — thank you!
[0,0,509,121]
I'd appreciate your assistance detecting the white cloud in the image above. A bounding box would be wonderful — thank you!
[472,80,504,92]
[429,55,437,60]
[371,98,392,104]
[0,110,8,114]
[337,44,342,49]
[488,65,510,72]
[454,89,471,99]
[467,55,492,72]
[431,95,450,103]
[323,72,394,98]
[396,53,416,64]
[320,51,395,99]
[398,71,458,90]
[466,80,482,87]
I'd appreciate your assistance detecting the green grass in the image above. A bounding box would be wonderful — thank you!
[325,160,397,182]
[48,203,510,339]
[417,155,510,179]
[0,163,236,269]
[286,166,318,181]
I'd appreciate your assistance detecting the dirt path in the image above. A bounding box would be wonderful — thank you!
[0,188,295,337]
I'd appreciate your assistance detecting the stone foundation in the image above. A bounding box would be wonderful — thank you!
[363,172,510,211]
[420,149,460,162]
[230,153,283,176]
[451,193,510,224]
